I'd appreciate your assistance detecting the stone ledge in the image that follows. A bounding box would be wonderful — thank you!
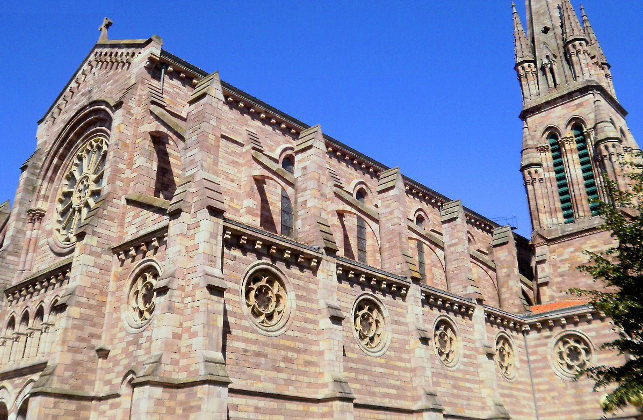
[124,193,171,212]
[0,360,47,380]
[5,258,72,304]
[229,384,353,404]
[334,187,379,221]
[149,104,186,138]
[111,221,169,255]
[251,150,295,185]
[336,257,410,298]
[131,374,231,388]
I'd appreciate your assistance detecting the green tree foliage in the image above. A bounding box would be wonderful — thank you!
[572,162,643,412]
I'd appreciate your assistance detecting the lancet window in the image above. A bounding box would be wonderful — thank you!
[356,189,368,263]
[415,215,426,280]
[280,189,293,238]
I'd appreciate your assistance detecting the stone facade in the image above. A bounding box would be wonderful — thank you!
[0,2,639,419]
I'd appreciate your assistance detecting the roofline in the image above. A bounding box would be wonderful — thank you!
[40,44,519,240]
[162,51,511,237]
[38,37,158,124]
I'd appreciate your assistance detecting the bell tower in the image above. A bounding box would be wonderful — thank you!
[513,1,641,303]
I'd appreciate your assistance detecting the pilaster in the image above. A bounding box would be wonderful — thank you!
[491,226,524,313]
[407,282,444,419]
[131,71,229,419]
[317,258,354,418]
[377,168,419,279]
[472,304,509,420]
[439,201,480,301]
[294,125,338,253]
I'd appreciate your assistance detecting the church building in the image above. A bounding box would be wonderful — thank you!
[0,1,639,418]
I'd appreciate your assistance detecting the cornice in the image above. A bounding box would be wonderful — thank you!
[520,81,626,120]
[4,257,72,305]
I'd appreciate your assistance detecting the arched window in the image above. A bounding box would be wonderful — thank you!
[281,155,294,174]
[415,215,426,279]
[0,401,8,420]
[18,312,29,359]
[16,399,28,420]
[3,317,15,364]
[572,125,600,216]
[548,133,574,223]
[32,306,45,357]
[5,317,15,335]
[280,188,293,237]
[355,189,367,263]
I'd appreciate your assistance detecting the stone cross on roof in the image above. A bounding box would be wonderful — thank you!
[98,17,113,42]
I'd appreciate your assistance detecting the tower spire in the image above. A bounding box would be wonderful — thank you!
[560,0,585,42]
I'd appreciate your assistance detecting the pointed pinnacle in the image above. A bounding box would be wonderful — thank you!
[512,3,533,63]
[561,0,585,42]
[580,5,608,64]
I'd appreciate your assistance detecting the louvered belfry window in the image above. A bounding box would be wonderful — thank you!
[281,188,293,237]
[549,133,574,223]
[573,126,600,216]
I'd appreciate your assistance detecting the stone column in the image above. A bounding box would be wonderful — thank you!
[23,209,45,272]
[440,201,480,301]
[492,226,524,313]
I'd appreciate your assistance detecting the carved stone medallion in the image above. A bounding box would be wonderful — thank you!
[434,319,459,367]
[553,333,592,378]
[352,295,389,356]
[495,334,515,379]
[128,266,158,327]
[243,269,290,334]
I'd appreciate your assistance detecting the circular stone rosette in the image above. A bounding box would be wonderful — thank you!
[495,334,516,379]
[126,263,160,329]
[54,137,108,245]
[241,264,294,336]
[352,295,390,356]
[552,332,593,379]
[434,318,459,367]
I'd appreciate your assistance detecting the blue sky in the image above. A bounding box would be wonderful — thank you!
[0,1,640,237]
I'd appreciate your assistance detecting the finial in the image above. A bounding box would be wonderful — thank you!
[98,17,113,43]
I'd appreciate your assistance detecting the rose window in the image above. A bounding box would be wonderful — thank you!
[55,137,108,244]
[128,267,158,326]
[434,319,458,367]
[244,271,289,332]
[554,334,592,377]
[352,296,388,355]
[495,335,515,378]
